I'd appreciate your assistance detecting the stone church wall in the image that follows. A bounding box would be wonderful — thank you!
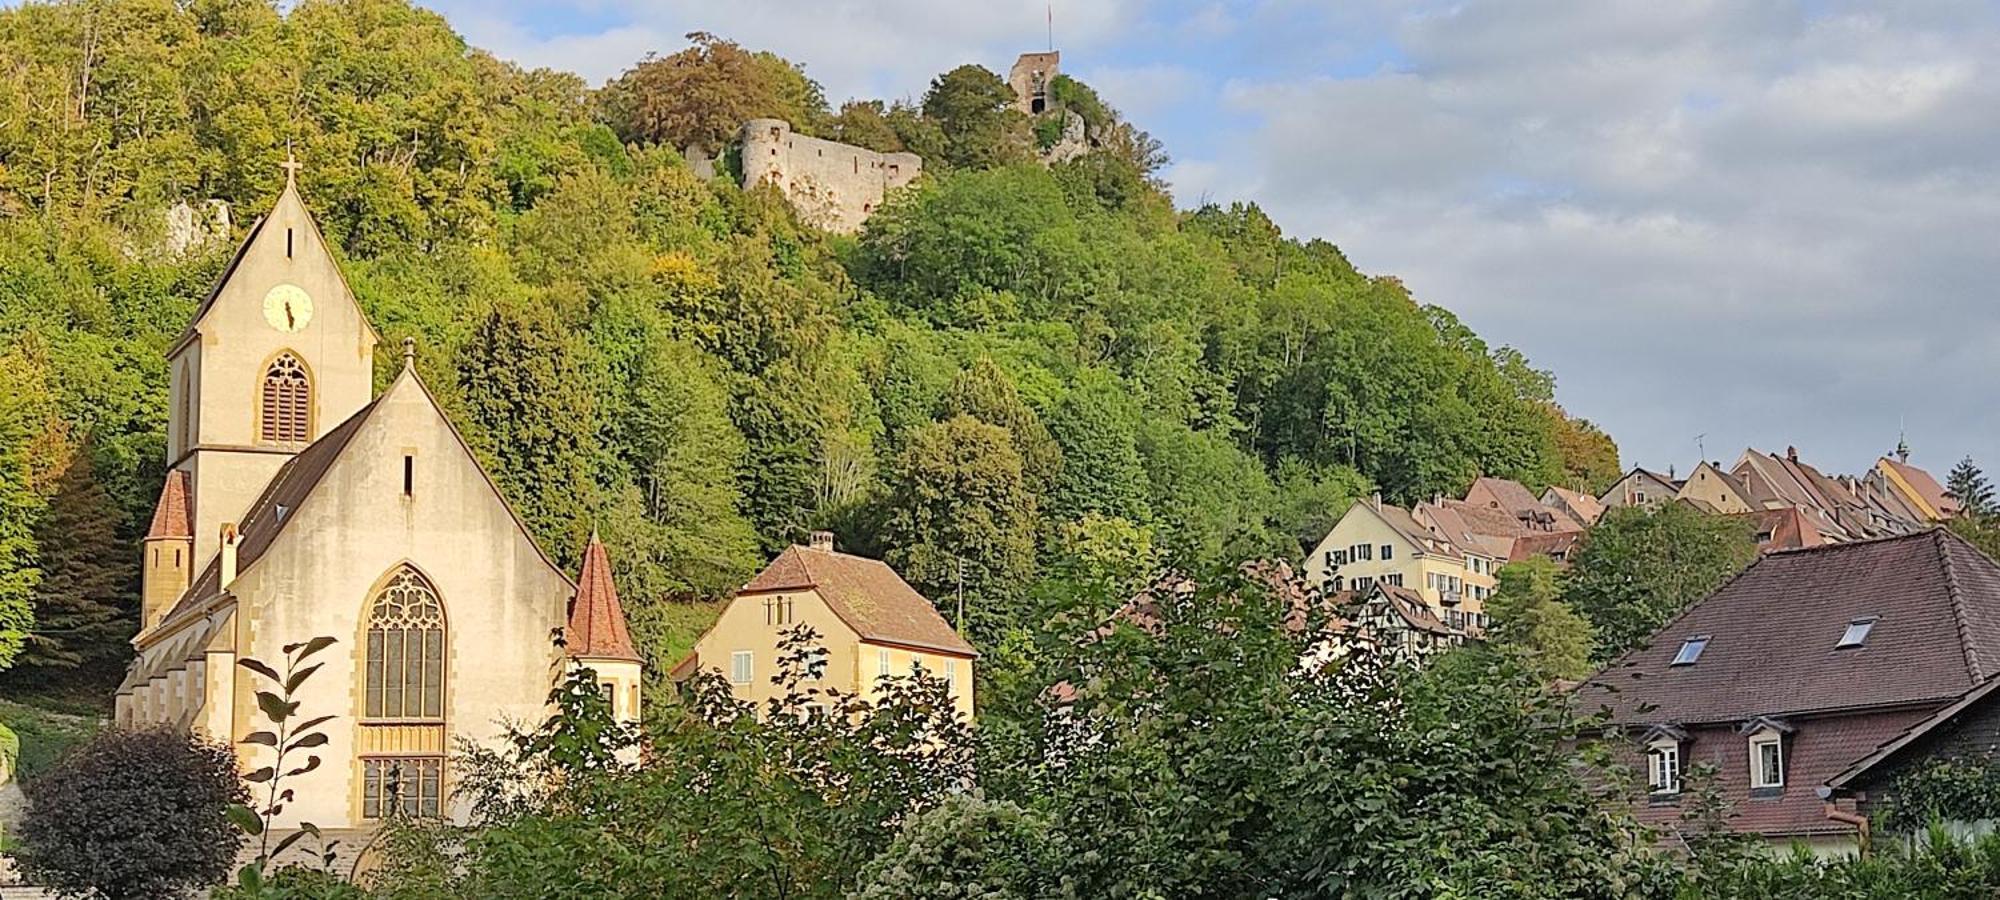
[738,118,921,234]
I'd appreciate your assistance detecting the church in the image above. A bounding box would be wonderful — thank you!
[115,161,642,829]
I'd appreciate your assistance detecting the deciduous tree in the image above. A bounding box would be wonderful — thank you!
[1564,504,1758,660]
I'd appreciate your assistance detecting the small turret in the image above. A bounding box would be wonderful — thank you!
[566,531,644,724]
[141,470,194,631]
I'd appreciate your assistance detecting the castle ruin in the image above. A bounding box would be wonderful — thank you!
[737,119,922,234]
[1009,51,1060,115]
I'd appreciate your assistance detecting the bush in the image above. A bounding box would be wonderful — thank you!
[14,727,248,900]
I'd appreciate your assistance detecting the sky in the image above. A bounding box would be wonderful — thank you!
[431,1,1998,478]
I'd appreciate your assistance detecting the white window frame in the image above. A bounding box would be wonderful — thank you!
[1749,730,1784,789]
[1647,739,1681,795]
[1837,617,1876,649]
[877,647,892,679]
[730,650,753,685]
[944,659,958,693]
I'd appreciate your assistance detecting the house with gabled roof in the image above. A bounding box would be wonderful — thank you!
[677,532,977,720]
[1599,467,1682,510]
[118,160,640,830]
[1541,485,1605,526]
[1578,528,2000,851]
[1304,497,1497,626]
[1677,461,1754,514]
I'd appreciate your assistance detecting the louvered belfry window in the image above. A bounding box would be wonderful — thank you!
[364,566,446,720]
[259,353,311,444]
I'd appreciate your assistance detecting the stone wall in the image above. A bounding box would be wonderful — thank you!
[1009,51,1060,114]
[738,119,921,234]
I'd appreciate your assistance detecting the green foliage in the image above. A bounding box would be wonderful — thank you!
[1486,558,1595,681]
[884,415,1038,644]
[1876,755,2000,833]
[230,635,346,887]
[1045,369,1152,525]
[1948,456,1995,520]
[851,793,1058,899]
[920,65,1028,170]
[0,698,101,780]
[14,727,249,900]
[1563,504,1758,661]
[597,31,829,151]
[17,444,136,672]
[378,625,973,898]
[1949,515,2000,562]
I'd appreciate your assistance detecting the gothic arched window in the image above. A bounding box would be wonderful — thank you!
[364,566,445,720]
[258,352,311,444]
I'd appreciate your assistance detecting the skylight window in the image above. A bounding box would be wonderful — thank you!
[1671,636,1709,666]
[1837,618,1876,649]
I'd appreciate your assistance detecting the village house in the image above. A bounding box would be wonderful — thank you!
[1677,460,1755,514]
[118,161,641,829]
[1578,529,2000,852]
[677,532,977,720]
[1598,467,1682,510]
[1540,485,1605,526]
[1304,497,1496,630]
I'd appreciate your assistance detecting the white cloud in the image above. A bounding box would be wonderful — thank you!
[1176,1,2000,473]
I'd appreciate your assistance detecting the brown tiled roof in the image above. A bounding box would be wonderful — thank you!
[1373,584,1455,635]
[1828,674,2000,792]
[164,396,381,625]
[567,532,639,661]
[742,545,976,657]
[1509,530,1582,563]
[1580,529,2000,726]
[146,470,192,540]
[1726,506,1824,552]
[1466,476,1544,516]
[1542,486,1605,525]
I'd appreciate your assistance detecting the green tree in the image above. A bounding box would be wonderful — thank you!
[454,301,604,564]
[1045,370,1151,526]
[1947,456,1994,520]
[828,100,904,153]
[17,445,135,672]
[1485,558,1594,681]
[1564,504,1758,660]
[939,357,1062,495]
[884,415,1037,644]
[853,793,1057,899]
[597,31,828,151]
[919,64,1028,170]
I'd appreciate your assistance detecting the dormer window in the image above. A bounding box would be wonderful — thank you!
[1749,730,1784,789]
[1837,617,1876,649]
[1671,636,1709,666]
[1647,739,1681,795]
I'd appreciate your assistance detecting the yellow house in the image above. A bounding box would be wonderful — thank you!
[1303,498,1496,630]
[1677,461,1754,514]
[680,533,977,720]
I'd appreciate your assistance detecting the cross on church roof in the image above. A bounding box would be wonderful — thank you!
[280,150,302,184]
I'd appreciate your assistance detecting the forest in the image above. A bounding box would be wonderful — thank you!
[0,0,1619,691]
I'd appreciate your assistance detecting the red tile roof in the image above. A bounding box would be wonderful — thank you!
[742,544,976,657]
[1542,486,1605,525]
[1509,530,1581,563]
[146,469,192,540]
[1727,506,1824,553]
[567,532,640,662]
[1580,529,2000,726]
[1466,476,1543,516]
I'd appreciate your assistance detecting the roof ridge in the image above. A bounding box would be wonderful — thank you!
[1762,527,1937,557]
[1936,527,1984,682]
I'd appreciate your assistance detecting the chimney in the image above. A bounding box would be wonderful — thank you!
[1372,492,1382,512]
[219,523,241,588]
[808,530,835,552]
[1786,446,1799,462]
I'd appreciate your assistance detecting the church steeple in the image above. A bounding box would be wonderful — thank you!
[153,154,383,610]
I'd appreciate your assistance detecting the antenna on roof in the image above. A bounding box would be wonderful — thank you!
[1695,432,1706,462]
[1047,4,1054,51]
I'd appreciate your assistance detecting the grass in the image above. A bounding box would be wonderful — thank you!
[0,697,104,781]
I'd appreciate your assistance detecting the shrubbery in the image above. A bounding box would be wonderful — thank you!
[14,727,247,900]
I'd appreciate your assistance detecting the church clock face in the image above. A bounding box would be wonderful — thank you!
[263,284,313,333]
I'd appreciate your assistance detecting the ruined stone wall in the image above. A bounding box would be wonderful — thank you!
[738,118,921,234]
[1009,51,1061,114]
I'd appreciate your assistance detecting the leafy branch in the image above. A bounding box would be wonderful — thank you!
[228,635,340,893]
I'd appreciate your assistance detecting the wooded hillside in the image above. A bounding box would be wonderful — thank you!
[0,0,1618,684]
